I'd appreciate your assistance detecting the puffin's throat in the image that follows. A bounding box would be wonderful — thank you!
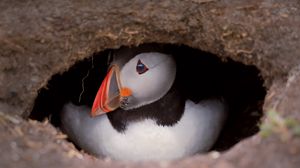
[107,83,185,132]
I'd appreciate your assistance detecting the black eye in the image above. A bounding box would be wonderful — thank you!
[136,59,149,75]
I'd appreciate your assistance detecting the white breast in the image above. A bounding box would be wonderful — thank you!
[61,100,227,161]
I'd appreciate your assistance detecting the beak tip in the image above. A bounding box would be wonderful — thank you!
[90,106,107,117]
[90,110,96,118]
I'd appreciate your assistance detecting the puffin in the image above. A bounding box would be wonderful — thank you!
[60,48,227,161]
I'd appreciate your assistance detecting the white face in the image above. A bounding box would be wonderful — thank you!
[119,52,176,109]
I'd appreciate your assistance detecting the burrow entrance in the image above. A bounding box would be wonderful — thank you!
[30,43,266,156]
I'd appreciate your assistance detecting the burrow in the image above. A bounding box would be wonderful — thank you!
[29,43,266,157]
[1,1,300,167]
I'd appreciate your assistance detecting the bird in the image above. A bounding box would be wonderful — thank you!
[60,47,227,161]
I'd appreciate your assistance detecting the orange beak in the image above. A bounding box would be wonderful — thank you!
[91,65,132,117]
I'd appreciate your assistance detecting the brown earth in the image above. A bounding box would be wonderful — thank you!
[0,0,300,167]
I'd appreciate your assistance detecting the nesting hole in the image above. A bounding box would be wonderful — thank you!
[30,43,266,154]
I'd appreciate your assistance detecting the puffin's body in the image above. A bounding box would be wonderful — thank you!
[61,50,227,161]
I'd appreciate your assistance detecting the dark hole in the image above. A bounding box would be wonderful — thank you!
[30,43,266,152]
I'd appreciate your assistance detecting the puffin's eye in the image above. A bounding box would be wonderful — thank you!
[136,59,149,75]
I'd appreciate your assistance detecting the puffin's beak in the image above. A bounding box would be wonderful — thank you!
[91,65,132,117]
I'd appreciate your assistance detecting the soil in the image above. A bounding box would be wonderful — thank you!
[1,0,300,167]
